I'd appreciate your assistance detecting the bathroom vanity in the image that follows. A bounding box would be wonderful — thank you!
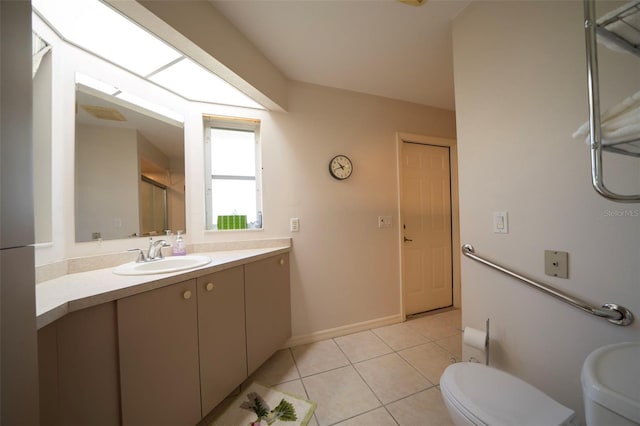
[36,246,291,425]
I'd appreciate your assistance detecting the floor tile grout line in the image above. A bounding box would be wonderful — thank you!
[432,339,462,362]
[324,406,401,426]
[334,329,395,363]
[294,362,352,380]
[369,321,466,354]
[329,330,442,424]
[406,323,462,345]
[334,335,388,412]
[286,347,321,425]
[383,405,402,426]
[393,350,438,388]
[349,349,397,366]
[382,382,440,406]
[371,313,461,421]
[369,327,434,352]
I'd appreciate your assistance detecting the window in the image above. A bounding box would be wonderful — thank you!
[204,117,262,230]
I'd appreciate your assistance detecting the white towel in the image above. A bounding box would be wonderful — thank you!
[573,89,640,147]
[597,0,640,53]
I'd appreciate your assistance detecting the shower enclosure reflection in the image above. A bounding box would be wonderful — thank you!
[74,77,185,242]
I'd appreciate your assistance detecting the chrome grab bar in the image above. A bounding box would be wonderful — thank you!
[462,244,633,326]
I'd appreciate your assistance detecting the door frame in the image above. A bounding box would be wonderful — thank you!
[396,132,461,320]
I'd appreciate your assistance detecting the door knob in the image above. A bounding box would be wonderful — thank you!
[205,282,214,291]
[183,290,192,300]
[404,236,413,242]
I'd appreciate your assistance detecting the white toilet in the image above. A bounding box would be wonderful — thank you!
[440,362,577,426]
[441,341,640,426]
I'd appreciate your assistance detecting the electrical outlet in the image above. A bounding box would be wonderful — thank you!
[290,217,300,232]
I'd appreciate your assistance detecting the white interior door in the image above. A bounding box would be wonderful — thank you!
[402,142,453,315]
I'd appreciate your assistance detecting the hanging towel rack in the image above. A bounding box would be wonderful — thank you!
[462,244,634,326]
[583,0,640,202]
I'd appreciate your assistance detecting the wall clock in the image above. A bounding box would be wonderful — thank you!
[329,155,353,180]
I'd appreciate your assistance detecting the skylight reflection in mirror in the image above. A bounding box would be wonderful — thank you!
[116,91,184,124]
[75,73,118,96]
[32,0,265,110]
[76,73,184,123]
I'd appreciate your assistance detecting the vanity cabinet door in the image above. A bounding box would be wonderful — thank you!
[197,266,247,416]
[37,322,61,426]
[38,302,120,426]
[117,280,201,426]
[244,253,291,374]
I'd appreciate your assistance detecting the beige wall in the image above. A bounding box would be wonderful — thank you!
[453,1,640,422]
[75,125,139,241]
[271,83,456,337]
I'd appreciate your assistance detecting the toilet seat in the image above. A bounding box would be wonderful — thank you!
[441,363,576,426]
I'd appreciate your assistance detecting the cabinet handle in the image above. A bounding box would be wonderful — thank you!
[279,258,285,265]
[183,290,192,300]
[205,282,214,291]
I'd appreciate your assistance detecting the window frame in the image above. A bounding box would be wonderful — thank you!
[203,116,263,231]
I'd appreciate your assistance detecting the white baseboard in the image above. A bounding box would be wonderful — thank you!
[283,313,404,348]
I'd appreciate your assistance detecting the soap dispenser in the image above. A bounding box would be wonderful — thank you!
[172,230,186,256]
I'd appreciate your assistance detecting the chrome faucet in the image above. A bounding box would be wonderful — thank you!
[127,248,148,263]
[148,238,171,261]
[128,238,171,263]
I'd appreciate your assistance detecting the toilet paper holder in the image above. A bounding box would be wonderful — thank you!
[464,318,490,366]
[485,318,490,365]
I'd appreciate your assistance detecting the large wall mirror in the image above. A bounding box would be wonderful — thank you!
[75,75,186,242]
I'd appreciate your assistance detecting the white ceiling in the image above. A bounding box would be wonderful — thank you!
[210,0,471,111]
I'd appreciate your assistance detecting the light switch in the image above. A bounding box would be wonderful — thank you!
[378,216,392,228]
[290,217,300,232]
[545,250,569,279]
[493,211,508,234]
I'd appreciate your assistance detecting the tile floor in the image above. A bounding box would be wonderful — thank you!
[208,308,462,426]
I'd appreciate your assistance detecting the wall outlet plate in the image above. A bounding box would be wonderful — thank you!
[378,215,392,228]
[545,250,568,278]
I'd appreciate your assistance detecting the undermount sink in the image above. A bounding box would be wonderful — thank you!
[113,255,212,276]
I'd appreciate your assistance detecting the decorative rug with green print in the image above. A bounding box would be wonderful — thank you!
[211,382,316,426]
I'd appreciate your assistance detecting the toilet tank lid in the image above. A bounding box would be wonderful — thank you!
[441,363,575,426]
[581,342,640,424]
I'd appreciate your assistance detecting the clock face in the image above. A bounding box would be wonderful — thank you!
[329,155,353,180]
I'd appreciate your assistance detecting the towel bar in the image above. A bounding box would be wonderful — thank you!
[462,244,633,326]
[583,0,640,201]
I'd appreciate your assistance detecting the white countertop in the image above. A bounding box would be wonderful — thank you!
[36,246,290,329]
